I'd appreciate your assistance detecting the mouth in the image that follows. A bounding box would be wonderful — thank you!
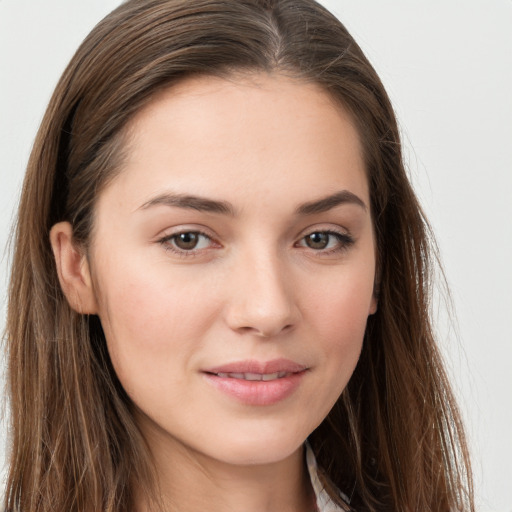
[204,358,307,376]
[210,371,291,381]
[202,359,308,406]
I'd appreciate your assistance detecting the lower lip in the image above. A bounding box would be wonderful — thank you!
[203,371,306,406]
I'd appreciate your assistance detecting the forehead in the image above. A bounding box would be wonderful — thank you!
[100,73,369,214]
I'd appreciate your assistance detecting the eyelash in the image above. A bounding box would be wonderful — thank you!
[158,230,216,258]
[158,229,355,258]
[295,230,355,255]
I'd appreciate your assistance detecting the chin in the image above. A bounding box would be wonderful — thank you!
[204,428,307,466]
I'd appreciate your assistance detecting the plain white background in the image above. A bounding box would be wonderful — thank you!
[0,1,511,510]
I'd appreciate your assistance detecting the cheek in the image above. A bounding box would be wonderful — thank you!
[302,262,375,381]
[316,294,367,377]
[92,258,218,388]
[304,256,375,330]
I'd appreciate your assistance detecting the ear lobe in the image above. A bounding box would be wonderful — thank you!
[369,279,380,315]
[369,295,378,315]
[50,222,98,314]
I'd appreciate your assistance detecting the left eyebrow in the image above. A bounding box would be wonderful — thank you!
[296,190,368,215]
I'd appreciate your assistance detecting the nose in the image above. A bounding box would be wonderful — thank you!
[224,251,300,338]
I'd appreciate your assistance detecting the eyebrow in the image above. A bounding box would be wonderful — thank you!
[296,190,367,215]
[138,189,367,216]
[139,193,235,215]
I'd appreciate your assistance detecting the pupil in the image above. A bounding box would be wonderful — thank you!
[176,232,198,250]
[307,232,328,249]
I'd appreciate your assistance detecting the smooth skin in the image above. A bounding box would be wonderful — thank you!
[51,73,377,512]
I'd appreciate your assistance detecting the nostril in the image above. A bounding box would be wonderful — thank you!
[224,270,300,337]
[236,323,295,338]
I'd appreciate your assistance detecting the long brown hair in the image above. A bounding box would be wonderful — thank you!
[5,0,473,510]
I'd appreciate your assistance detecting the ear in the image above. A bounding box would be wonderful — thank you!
[50,222,98,314]
[369,294,378,315]
[369,279,380,315]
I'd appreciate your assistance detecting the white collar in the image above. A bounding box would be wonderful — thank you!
[305,442,349,512]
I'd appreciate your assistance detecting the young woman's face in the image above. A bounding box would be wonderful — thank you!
[87,74,377,466]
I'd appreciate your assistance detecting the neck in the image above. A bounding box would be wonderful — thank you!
[134,423,315,512]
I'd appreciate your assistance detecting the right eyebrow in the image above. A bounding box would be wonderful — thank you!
[138,192,236,216]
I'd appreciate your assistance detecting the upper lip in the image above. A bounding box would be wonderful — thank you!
[204,358,307,375]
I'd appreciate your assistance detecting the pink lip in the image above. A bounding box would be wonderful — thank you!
[205,358,307,375]
[202,359,308,406]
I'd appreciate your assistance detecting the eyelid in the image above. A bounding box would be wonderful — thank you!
[297,223,352,240]
[154,223,355,259]
[156,223,218,241]
[157,226,221,258]
[295,225,355,254]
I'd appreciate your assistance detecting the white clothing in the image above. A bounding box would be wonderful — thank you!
[306,443,349,512]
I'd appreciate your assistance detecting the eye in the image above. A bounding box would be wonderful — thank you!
[160,231,213,252]
[297,230,354,252]
[304,232,333,250]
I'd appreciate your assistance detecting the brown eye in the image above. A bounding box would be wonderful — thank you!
[173,232,202,250]
[304,232,330,249]
[159,230,215,255]
[298,230,354,253]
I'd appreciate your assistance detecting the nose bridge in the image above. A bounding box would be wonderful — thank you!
[225,242,299,337]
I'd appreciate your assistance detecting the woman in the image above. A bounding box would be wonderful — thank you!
[4,0,474,511]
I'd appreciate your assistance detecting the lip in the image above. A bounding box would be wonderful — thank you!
[202,359,308,406]
[205,358,307,375]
